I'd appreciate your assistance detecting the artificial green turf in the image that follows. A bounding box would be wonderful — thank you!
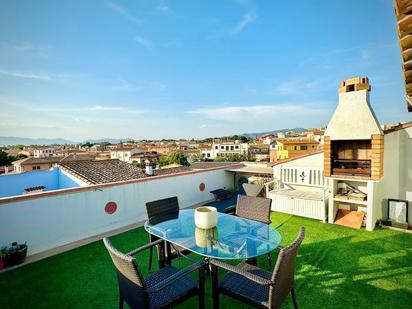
[0,212,411,308]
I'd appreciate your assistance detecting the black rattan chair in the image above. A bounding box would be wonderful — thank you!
[228,195,273,266]
[145,196,190,271]
[103,237,206,309]
[211,227,305,309]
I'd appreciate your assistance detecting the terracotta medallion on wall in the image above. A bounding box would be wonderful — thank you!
[199,182,206,192]
[105,201,117,214]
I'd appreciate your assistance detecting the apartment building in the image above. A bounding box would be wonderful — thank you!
[201,141,249,159]
[33,147,56,158]
[109,147,140,163]
[275,139,319,160]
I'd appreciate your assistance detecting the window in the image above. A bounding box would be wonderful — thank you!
[226,146,229,150]
[301,146,308,150]
[221,146,224,150]
[207,153,211,158]
[32,166,40,170]
[215,146,218,150]
[230,146,234,150]
[235,145,239,149]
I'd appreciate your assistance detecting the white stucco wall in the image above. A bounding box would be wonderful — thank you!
[325,90,383,140]
[273,152,324,178]
[374,127,412,226]
[0,169,232,256]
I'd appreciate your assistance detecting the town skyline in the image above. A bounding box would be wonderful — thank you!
[1,0,410,141]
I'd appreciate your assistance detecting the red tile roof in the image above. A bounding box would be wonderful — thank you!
[59,159,193,185]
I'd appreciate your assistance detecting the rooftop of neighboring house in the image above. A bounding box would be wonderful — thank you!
[130,151,159,158]
[12,154,94,166]
[110,146,138,152]
[212,140,245,145]
[383,120,412,134]
[276,139,320,145]
[59,159,193,185]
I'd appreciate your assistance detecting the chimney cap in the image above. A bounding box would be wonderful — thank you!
[338,76,370,93]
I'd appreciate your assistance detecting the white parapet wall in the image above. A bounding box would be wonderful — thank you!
[0,167,233,257]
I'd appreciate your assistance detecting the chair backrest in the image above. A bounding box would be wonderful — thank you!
[146,196,179,222]
[235,195,272,224]
[103,238,148,308]
[269,227,305,308]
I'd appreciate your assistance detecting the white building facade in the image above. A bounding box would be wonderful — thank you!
[110,147,140,163]
[202,141,249,159]
[33,148,56,158]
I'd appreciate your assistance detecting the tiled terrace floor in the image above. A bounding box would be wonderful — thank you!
[1,212,411,308]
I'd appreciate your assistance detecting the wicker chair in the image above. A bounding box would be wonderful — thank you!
[145,196,190,271]
[227,195,273,266]
[103,237,206,309]
[211,227,305,309]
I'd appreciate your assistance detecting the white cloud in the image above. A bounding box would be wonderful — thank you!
[115,77,140,92]
[134,36,152,49]
[232,11,257,34]
[0,41,53,57]
[188,103,330,121]
[0,68,52,80]
[272,78,327,96]
[104,0,143,24]
[157,4,170,11]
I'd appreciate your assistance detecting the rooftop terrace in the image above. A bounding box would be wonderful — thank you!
[1,212,411,308]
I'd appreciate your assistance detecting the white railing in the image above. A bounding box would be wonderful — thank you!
[279,167,327,187]
[264,166,329,222]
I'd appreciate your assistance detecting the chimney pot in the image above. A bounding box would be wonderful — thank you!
[145,159,153,176]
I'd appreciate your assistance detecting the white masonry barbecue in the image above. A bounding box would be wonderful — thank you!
[324,77,385,230]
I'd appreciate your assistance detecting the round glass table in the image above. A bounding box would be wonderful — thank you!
[144,209,281,260]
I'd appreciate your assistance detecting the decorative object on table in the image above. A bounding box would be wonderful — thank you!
[195,227,218,248]
[382,199,409,229]
[0,242,28,267]
[194,206,218,229]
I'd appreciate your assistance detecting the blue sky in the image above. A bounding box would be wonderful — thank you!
[0,0,410,141]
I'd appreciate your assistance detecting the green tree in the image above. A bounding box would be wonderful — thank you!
[131,161,146,169]
[15,144,25,150]
[213,153,248,162]
[0,151,14,166]
[82,142,94,148]
[159,152,190,167]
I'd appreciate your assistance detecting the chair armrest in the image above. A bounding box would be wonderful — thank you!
[146,260,206,293]
[210,259,273,286]
[127,238,164,256]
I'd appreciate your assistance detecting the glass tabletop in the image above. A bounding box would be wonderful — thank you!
[144,209,281,260]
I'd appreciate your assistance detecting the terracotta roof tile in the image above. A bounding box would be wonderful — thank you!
[59,159,193,185]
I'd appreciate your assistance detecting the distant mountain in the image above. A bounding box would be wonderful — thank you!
[242,128,306,139]
[82,138,134,144]
[0,136,76,146]
[0,136,137,146]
